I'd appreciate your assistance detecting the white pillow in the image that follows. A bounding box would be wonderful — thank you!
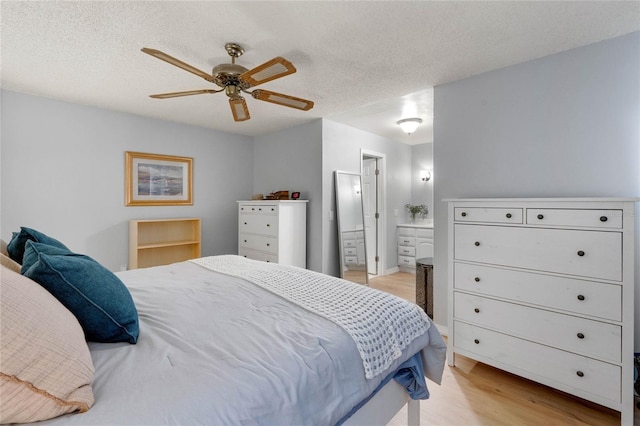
[0,265,95,423]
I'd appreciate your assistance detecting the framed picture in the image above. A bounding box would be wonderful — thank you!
[125,151,193,206]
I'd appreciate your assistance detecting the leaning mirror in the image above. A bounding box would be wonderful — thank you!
[335,170,368,285]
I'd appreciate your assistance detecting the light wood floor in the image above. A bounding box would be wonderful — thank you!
[368,272,636,426]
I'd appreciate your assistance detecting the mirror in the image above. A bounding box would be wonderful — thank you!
[335,170,368,285]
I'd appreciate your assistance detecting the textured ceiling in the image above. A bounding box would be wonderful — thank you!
[1,1,639,145]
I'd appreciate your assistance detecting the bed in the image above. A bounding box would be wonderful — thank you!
[1,231,446,425]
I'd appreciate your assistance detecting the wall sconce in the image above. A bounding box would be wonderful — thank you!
[397,118,422,135]
[420,170,432,182]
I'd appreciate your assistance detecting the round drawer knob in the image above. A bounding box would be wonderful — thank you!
[577,250,585,257]
[266,243,270,247]
[600,216,608,222]
[506,213,512,218]
[577,332,585,339]
[461,212,467,217]
[243,240,247,243]
[474,339,480,344]
[474,241,480,247]
[577,294,585,301]
[244,222,247,225]
[266,224,271,227]
[537,214,544,220]
[474,277,480,282]
[474,308,480,313]
[576,371,584,378]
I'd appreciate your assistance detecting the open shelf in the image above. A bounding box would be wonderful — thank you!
[129,218,201,269]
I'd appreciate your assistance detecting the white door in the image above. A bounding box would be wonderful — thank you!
[362,158,378,275]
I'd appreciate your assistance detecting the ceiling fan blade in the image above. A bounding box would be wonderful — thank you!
[251,89,314,111]
[149,89,220,99]
[239,57,296,87]
[141,48,213,82]
[229,97,250,122]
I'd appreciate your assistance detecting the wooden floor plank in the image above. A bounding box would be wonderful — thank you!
[367,272,635,426]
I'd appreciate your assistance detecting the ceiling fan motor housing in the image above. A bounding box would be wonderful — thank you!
[211,63,250,89]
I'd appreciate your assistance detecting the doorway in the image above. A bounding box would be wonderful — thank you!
[361,150,385,277]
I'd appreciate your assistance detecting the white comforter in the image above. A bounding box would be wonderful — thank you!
[42,257,446,425]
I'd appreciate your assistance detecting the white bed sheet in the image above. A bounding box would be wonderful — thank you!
[41,259,445,425]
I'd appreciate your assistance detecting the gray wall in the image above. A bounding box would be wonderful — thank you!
[253,120,323,272]
[411,143,434,216]
[433,32,640,342]
[322,120,413,277]
[1,90,254,271]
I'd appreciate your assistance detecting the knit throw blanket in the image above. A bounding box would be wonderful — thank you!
[191,255,430,379]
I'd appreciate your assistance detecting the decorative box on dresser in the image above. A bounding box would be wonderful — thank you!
[238,200,308,268]
[447,198,638,424]
[397,223,433,272]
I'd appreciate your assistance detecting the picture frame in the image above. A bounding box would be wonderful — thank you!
[125,151,193,206]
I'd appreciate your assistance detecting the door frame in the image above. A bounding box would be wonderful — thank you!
[361,149,386,278]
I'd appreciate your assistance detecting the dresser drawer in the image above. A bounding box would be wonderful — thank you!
[454,224,622,281]
[238,204,278,215]
[397,227,415,237]
[345,256,358,265]
[343,239,357,248]
[453,321,621,404]
[454,293,621,362]
[398,255,415,267]
[239,234,278,254]
[344,247,357,256]
[526,209,623,229]
[398,246,416,257]
[239,247,277,263]
[455,207,523,224]
[239,214,278,236]
[454,263,622,321]
[398,236,415,247]
[416,228,433,238]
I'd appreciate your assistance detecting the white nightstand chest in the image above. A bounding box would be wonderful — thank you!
[447,198,637,424]
[397,223,433,272]
[237,200,308,268]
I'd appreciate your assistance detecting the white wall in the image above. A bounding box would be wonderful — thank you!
[252,120,323,272]
[322,120,413,277]
[1,90,254,271]
[433,32,640,343]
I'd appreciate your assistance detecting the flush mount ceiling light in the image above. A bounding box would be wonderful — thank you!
[397,118,422,135]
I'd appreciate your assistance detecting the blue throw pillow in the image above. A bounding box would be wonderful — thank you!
[21,241,139,344]
[7,227,69,264]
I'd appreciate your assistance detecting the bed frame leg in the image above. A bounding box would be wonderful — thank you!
[407,399,420,426]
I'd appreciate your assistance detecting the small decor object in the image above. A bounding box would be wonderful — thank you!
[405,204,429,223]
[275,190,289,200]
[125,152,193,206]
[251,194,264,200]
[291,191,300,200]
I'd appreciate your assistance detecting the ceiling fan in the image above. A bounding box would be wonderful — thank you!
[141,43,314,122]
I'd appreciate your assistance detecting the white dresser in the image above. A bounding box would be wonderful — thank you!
[237,200,308,268]
[447,198,637,424]
[397,223,434,272]
[342,229,366,270]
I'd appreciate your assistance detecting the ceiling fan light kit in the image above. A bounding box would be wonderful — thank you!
[397,117,422,135]
[142,42,314,122]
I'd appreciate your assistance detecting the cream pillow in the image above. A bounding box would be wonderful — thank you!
[1,252,21,273]
[0,265,95,423]
[1,238,8,256]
